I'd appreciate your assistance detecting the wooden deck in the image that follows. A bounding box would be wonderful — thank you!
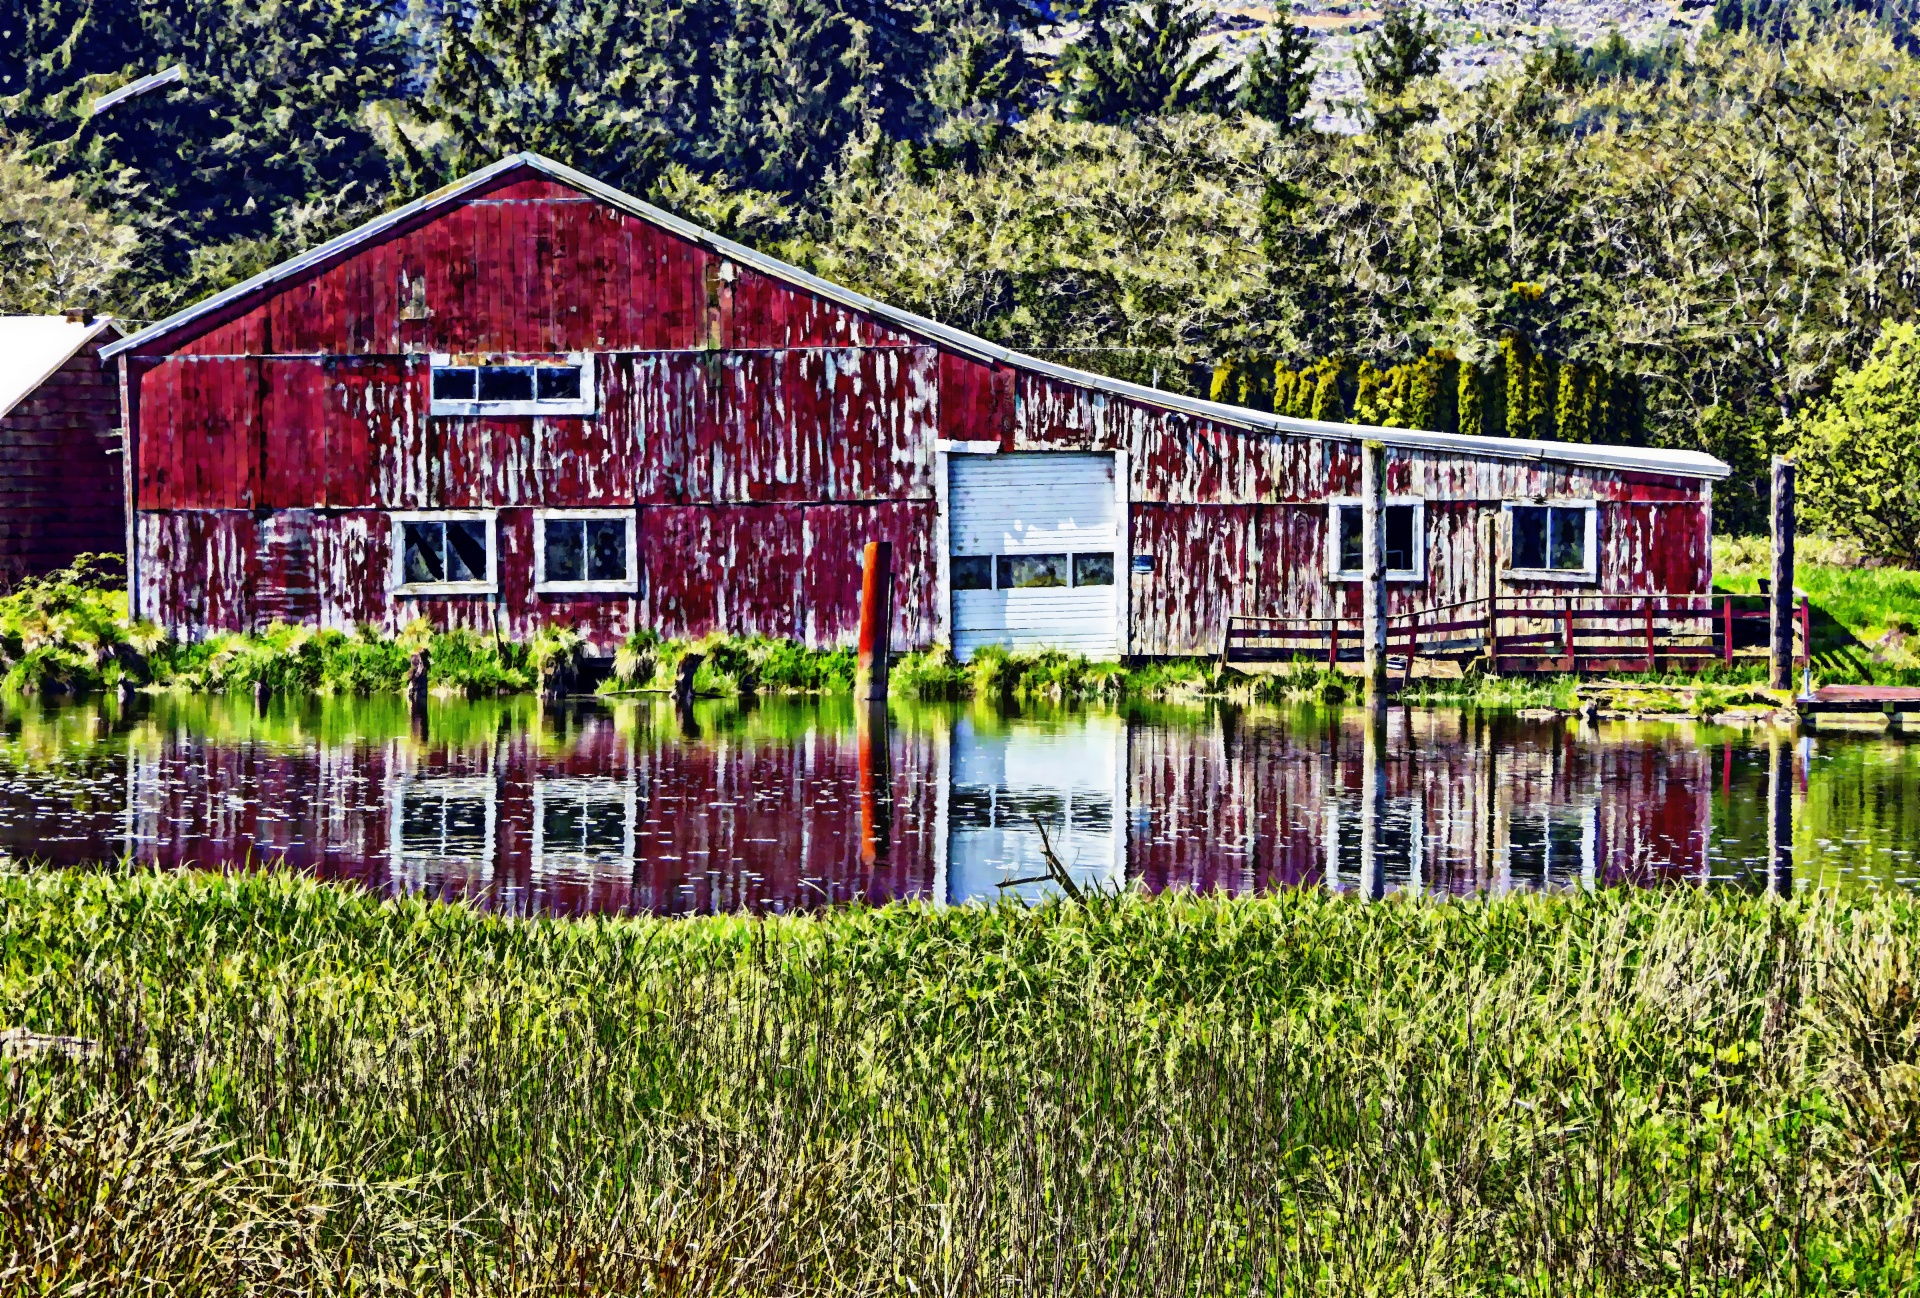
[1800,685,1920,715]
[1225,592,1809,675]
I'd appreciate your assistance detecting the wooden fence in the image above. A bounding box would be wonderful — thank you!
[1223,593,1810,674]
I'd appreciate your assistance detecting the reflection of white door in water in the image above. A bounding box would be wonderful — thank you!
[946,712,1127,904]
[949,452,1121,661]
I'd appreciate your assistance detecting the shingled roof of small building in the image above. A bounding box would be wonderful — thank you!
[104,152,1729,482]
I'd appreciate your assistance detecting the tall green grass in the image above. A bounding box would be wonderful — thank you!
[4,868,1919,1293]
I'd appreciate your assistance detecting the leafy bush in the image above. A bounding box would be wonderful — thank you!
[1795,321,1920,566]
[0,557,158,696]
[431,628,530,697]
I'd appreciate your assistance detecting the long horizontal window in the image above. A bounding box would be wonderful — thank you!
[392,512,495,594]
[951,553,1115,590]
[429,355,596,416]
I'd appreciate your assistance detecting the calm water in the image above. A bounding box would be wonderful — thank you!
[0,693,1916,913]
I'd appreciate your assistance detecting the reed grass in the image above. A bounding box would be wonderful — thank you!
[3,868,1918,1293]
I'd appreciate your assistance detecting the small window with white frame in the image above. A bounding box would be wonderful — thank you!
[429,353,596,417]
[392,511,496,595]
[1504,501,1596,581]
[1327,498,1425,581]
[535,508,638,594]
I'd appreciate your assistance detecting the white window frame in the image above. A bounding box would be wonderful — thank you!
[390,509,498,596]
[534,508,639,594]
[1327,497,1426,583]
[428,353,598,418]
[1502,499,1598,584]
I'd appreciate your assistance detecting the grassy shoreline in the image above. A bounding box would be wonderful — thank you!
[5,866,1919,1292]
[3,549,1913,712]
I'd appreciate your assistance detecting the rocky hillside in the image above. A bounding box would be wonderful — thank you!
[1205,0,1711,125]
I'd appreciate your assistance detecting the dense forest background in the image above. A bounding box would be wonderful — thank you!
[4,0,1920,541]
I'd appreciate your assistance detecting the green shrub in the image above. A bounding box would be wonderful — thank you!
[1795,321,1920,566]
[432,628,529,696]
[895,644,969,698]
[0,556,157,696]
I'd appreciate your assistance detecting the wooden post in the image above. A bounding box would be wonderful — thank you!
[1723,595,1733,668]
[1405,605,1418,687]
[857,700,893,880]
[1481,510,1499,669]
[1770,457,1795,690]
[1799,596,1812,672]
[1644,597,1655,674]
[1362,441,1388,702]
[672,651,702,706]
[407,647,430,711]
[856,540,893,701]
[1327,617,1339,670]
[1563,598,1575,673]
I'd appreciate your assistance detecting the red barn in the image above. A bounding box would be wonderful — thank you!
[0,314,124,587]
[102,154,1728,660]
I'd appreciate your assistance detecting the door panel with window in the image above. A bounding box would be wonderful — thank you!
[949,453,1122,661]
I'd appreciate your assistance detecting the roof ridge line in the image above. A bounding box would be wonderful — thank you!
[103,153,1730,482]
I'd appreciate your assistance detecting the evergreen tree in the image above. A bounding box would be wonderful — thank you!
[427,0,1036,199]
[1309,362,1343,420]
[2,0,411,315]
[1500,333,1530,438]
[1457,361,1484,436]
[1237,16,1315,131]
[1355,4,1440,133]
[1056,0,1234,124]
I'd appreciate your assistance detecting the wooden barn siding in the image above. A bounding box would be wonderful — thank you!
[128,163,1711,654]
[0,340,124,584]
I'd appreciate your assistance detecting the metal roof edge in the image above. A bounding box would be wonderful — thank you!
[102,151,1731,484]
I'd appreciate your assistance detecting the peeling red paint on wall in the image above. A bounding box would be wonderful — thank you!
[121,159,1718,657]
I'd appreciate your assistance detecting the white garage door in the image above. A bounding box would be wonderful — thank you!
[950,453,1121,661]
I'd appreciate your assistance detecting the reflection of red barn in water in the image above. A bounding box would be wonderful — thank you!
[92,703,1716,912]
[1128,710,1712,896]
[123,704,940,915]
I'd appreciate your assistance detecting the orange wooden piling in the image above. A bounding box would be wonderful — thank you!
[856,540,892,701]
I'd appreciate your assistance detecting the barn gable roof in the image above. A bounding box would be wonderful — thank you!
[0,316,119,420]
[103,153,1728,482]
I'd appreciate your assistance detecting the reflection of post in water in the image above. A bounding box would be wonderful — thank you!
[857,701,894,874]
[406,646,431,744]
[1360,700,1387,900]
[1475,712,1511,896]
[1767,728,1793,896]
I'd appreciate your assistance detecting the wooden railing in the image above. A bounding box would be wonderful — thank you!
[1223,592,1811,674]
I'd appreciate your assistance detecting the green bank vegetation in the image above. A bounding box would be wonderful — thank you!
[0,557,1880,710]
[6,867,1920,1291]
[1714,537,1920,685]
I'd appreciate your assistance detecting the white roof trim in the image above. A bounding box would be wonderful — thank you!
[0,316,118,421]
[103,152,1730,482]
